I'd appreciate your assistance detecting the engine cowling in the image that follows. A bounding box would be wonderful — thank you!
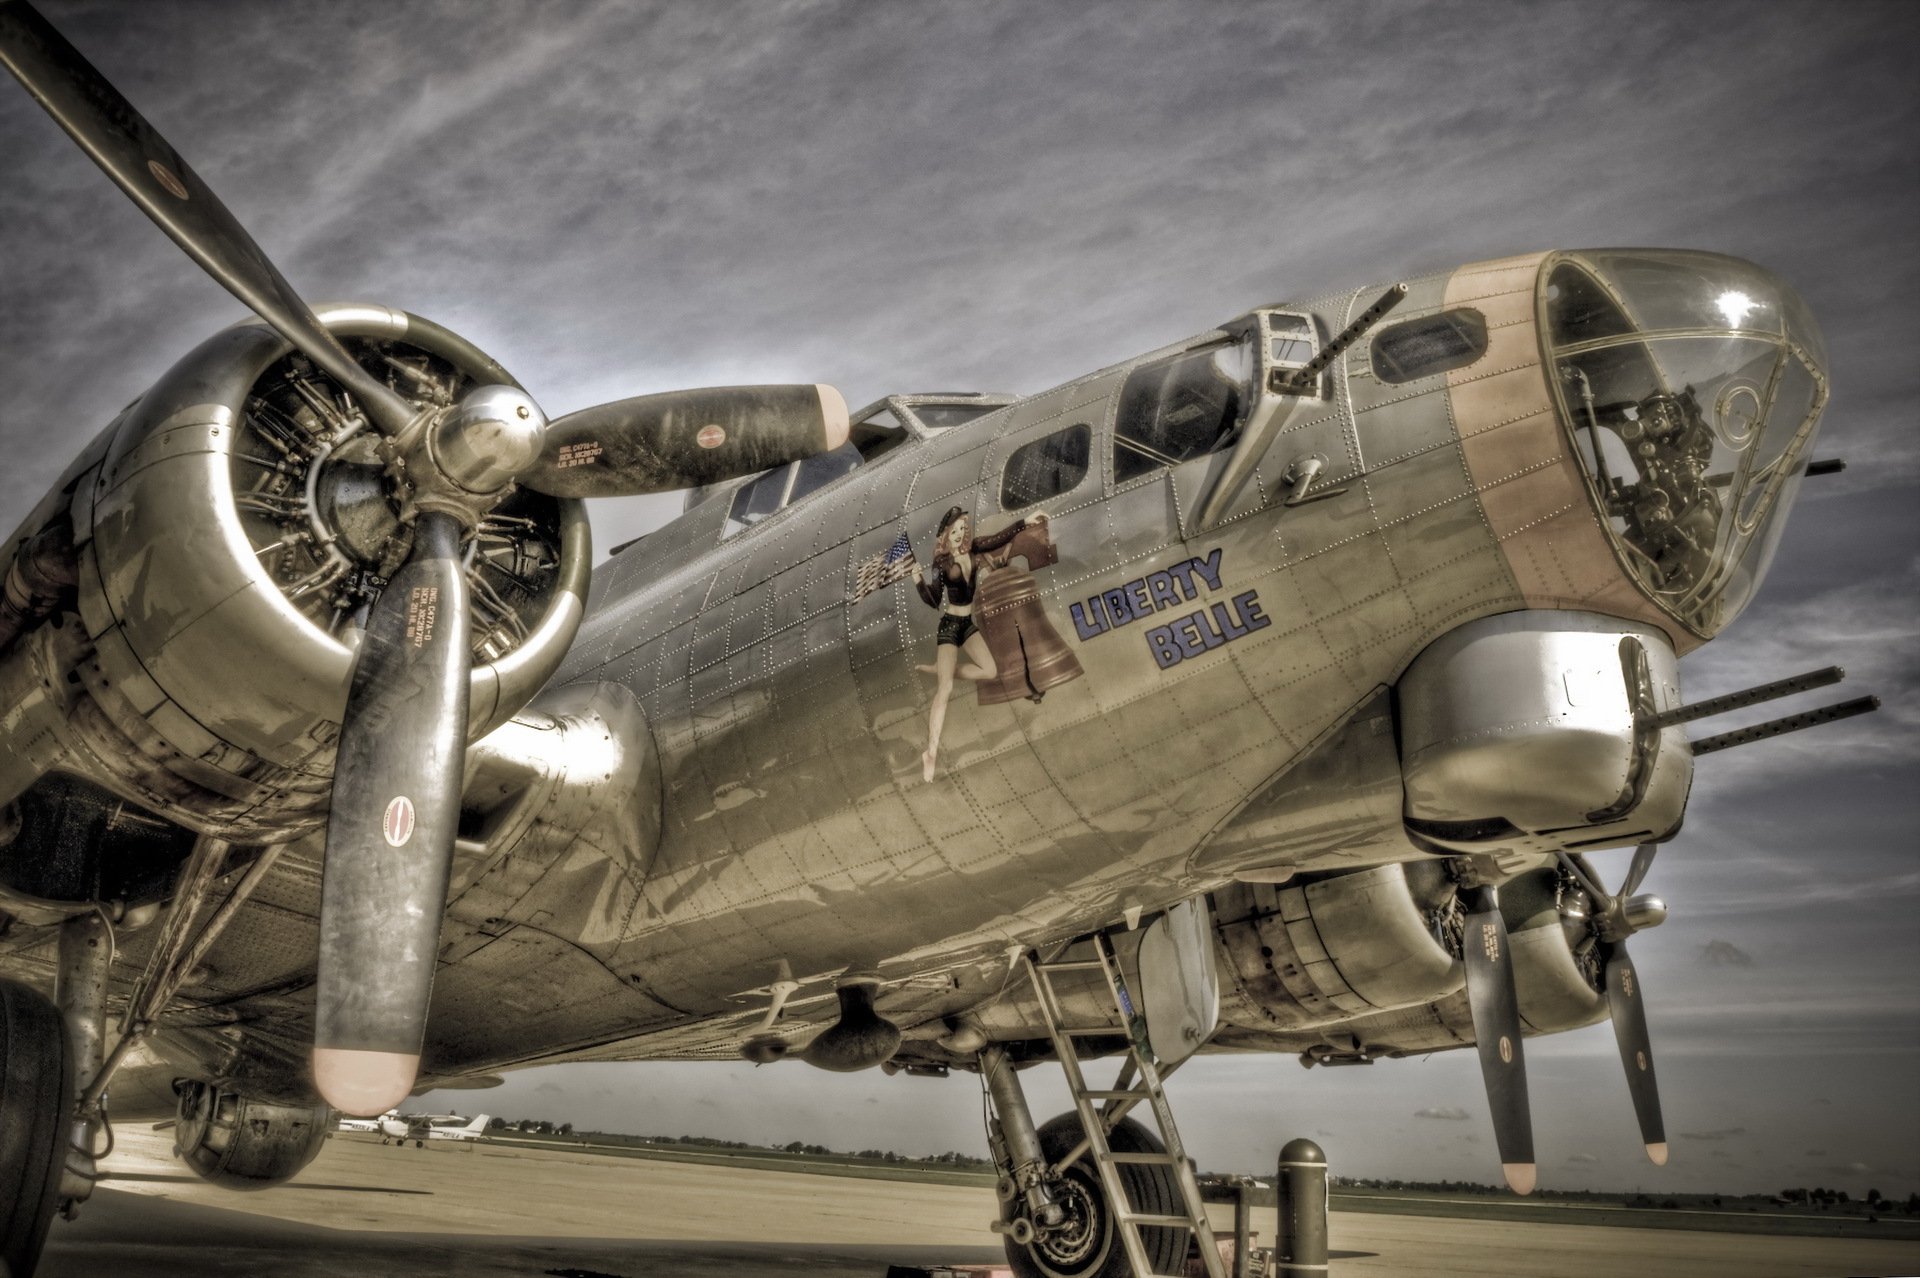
[173,1080,333,1191]
[1215,862,1611,1057]
[1214,861,1465,1031]
[0,305,589,839]
[1501,866,1610,1034]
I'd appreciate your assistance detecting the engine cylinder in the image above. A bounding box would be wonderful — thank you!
[2,305,589,837]
[173,1080,333,1191]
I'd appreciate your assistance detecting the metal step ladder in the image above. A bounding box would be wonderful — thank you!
[1025,933,1226,1278]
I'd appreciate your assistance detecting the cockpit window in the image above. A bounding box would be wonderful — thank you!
[850,407,912,463]
[787,442,861,503]
[1113,337,1254,484]
[910,403,1002,430]
[1541,250,1828,636]
[725,466,791,533]
[720,409,916,539]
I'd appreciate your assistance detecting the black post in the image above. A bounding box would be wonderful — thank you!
[1232,1178,1252,1278]
[1276,1137,1328,1275]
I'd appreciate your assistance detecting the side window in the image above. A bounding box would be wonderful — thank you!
[1001,424,1091,510]
[1113,342,1251,484]
[1371,308,1488,383]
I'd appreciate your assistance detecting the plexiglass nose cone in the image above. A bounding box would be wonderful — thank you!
[1541,249,1828,636]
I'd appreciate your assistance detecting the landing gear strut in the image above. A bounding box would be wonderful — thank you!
[1010,1112,1185,1278]
[55,910,113,1211]
[1,978,72,1278]
[981,1045,1186,1278]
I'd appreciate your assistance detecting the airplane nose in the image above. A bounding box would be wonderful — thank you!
[1538,250,1829,637]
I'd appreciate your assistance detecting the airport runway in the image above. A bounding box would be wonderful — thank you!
[36,1129,1920,1277]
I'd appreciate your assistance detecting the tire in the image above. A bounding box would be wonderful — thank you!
[1004,1112,1187,1278]
[1,979,72,1278]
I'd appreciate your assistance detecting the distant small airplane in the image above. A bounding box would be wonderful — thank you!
[412,1113,493,1143]
[341,1111,493,1146]
[335,1108,408,1140]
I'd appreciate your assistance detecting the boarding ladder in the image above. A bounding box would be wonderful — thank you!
[1025,933,1226,1278]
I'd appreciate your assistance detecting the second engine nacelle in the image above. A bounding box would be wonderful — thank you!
[173,1080,333,1191]
[1214,861,1464,1031]
[1215,862,1611,1057]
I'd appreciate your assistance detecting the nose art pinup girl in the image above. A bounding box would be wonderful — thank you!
[914,505,1042,781]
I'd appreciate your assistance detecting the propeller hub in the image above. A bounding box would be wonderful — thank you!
[427,385,547,495]
[1622,893,1668,934]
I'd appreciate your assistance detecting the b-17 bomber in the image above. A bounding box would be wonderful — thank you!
[0,3,1885,1277]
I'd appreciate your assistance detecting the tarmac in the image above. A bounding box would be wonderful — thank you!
[34,1127,1920,1278]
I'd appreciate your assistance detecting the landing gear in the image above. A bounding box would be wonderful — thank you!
[1,978,72,1278]
[1004,1112,1185,1278]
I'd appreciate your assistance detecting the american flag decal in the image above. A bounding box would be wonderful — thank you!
[852,531,917,602]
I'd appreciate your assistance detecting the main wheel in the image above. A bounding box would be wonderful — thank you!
[1004,1112,1187,1278]
[1,979,73,1278]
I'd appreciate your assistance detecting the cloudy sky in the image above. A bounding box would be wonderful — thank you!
[2,0,1914,1199]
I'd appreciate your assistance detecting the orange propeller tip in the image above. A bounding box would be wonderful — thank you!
[312,1047,419,1116]
[815,384,850,450]
[1503,1162,1537,1196]
[1647,1141,1669,1166]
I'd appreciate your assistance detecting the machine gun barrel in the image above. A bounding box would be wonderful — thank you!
[1272,283,1408,394]
[1690,696,1880,756]
[1649,666,1845,729]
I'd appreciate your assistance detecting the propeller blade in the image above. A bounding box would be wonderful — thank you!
[1620,841,1659,898]
[313,511,470,1114]
[0,1,414,437]
[521,385,851,498]
[1459,884,1535,1194]
[1603,941,1667,1165]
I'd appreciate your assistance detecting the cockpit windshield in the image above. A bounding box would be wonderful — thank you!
[1540,250,1828,636]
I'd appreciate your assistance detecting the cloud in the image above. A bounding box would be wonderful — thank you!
[533,1081,563,1095]
[1680,1128,1748,1142]
[1568,1153,1601,1164]
[1698,940,1756,967]
[1413,1106,1471,1122]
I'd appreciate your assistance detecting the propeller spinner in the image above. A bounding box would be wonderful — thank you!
[0,0,848,1112]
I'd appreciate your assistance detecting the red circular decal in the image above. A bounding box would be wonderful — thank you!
[382,796,416,848]
[696,424,726,449]
[147,159,189,200]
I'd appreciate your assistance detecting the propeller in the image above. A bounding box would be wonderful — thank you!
[0,1,413,437]
[2,0,848,1113]
[1563,844,1669,1166]
[528,385,852,499]
[1458,884,1536,1195]
[312,511,470,1113]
